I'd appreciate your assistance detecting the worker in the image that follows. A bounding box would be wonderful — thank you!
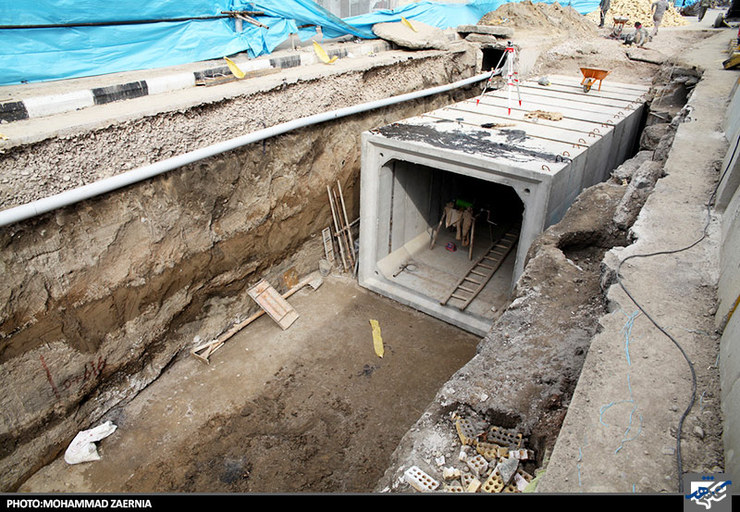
[623,21,649,47]
[461,207,474,247]
[599,0,611,27]
[698,0,711,21]
[651,0,670,36]
[634,21,650,46]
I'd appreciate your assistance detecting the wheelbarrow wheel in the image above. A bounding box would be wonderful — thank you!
[583,79,594,93]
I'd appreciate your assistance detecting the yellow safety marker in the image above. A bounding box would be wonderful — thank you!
[369,319,384,358]
[401,16,417,32]
[313,41,338,64]
[224,57,245,79]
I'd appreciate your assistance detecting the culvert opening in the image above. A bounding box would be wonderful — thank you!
[481,47,506,72]
[374,159,524,323]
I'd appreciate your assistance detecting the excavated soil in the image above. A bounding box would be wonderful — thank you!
[20,276,480,493]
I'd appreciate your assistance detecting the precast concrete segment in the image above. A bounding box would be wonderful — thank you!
[358,75,649,335]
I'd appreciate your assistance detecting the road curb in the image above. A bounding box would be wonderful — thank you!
[0,39,392,124]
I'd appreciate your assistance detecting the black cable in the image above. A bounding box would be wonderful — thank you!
[0,16,229,30]
[615,128,740,492]
[0,11,264,30]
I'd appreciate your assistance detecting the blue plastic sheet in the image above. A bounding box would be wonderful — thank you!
[0,0,611,86]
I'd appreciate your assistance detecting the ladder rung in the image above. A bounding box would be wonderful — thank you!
[464,277,481,284]
[451,293,469,301]
[459,285,476,293]
[478,263,494,270]
[470,270,487,276]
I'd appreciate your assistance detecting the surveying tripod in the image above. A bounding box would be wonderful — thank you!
[476,42,522,115]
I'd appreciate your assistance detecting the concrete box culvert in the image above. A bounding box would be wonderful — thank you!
[358,75,649,336]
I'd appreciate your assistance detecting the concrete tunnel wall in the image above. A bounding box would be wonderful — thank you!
[358,76,649,335]
[0,49,482,491]
[717,79,740,482]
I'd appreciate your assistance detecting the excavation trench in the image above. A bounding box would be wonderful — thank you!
[0,37,707,493]
[1,48,488,492]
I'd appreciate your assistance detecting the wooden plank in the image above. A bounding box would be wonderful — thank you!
[440,225,521,310]
[327,186,349,271]
[191,274,322,364]
[458,230,519,310]
[322,227,335,264]
[440,241,496,305]
[248,280,299,330]
[336,180,356,264]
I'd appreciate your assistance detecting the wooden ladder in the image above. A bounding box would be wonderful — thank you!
[440,226,520,311]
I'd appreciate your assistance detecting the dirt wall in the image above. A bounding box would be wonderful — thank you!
[0,48,481,491]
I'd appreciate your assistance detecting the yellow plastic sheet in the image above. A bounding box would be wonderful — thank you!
[401,16,418,32]
[369,319,384,358]
[313,41,338,64]
[224,56,245,79]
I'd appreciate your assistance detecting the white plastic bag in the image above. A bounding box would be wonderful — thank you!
[64,421,117,465]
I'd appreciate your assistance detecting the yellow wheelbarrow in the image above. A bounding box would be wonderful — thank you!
[580,67,610,93]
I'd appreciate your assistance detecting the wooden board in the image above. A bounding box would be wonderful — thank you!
[248,280,299,330]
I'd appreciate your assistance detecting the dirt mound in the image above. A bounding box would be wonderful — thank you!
[479,1,598,37]
[585,0,688,27]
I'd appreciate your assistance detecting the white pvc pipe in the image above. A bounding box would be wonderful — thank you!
[0,72,490,228]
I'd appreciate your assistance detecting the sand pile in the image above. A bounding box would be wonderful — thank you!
[586,0,688,27]
[479,1,599,37]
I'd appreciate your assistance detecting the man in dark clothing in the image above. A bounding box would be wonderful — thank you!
[599,0,611,27]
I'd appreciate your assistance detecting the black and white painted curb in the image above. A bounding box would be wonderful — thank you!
[0,40,391,124]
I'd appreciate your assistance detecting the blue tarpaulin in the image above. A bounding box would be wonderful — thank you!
[0,0,608,86]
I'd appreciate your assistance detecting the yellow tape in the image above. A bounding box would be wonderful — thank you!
[369,319,384,358]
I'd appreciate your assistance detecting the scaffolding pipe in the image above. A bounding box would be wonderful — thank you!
[0,72,490,228]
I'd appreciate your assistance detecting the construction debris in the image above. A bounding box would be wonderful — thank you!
[524,110,563,121]
[401,410,538,493]
[64,422,117,465]
[372,20,451,51]
[404,465,440,492]
[247,279,300,330]
[457,23,514,39]
[190,273,323,364]
[586,0,688,27]
[195,66,280,87]
[724,37,740,70]
[464,33,500,45]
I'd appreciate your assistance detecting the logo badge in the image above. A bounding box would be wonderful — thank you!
[683,473,732,512]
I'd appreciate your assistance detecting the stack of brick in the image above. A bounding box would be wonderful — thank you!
[402,412,538,493]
